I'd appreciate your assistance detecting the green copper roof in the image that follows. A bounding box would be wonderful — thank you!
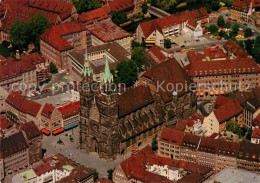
[82,47,93,77]
[18,169,37,181]
[62,165,74,171]
[102,56,113,84]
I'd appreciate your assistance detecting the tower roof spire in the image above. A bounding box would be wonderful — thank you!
[102,56,113,84]
[82,46,93,77]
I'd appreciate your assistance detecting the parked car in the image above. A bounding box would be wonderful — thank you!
[42,90,48,93]
[33,92,38,96]
[176,50,181,53]
[227,18,232,20]
[233,19,237,22]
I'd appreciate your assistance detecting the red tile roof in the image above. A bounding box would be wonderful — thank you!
[146,45,168,65]
[6,91,42,117]
[104,0,134,14]
[79,7,109,25]
[143,58,192,103]
[213,100,243,124]
[253,114,260,127]
[160,127,185,146]
[20,121,41,139]
[40,21,86,51]
[203,47,226,60]
[139,8,208,38]
[252,128,260,139]
[86,20,131,43]
[198,137,219,154]
[215,95,234,108]
[58,101,80,119]
[41,103,56,119]
[217,139,240,157]
[118,86,154,117]
[0,115,14,130]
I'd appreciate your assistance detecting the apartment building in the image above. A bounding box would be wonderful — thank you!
[68,42,130,82]
[136,8,208,47]
[0,132,29,180]
[40,22,87,71]
[58,101,80,131]
[86,20,132,52]
[185,40,260,97]
[20,121,42,164]
[41,103,63,135]
[5,91,43,127]
[158,128,260,173]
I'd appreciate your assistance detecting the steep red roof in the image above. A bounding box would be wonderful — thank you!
[160,127,185,146]
[86,20,131,43]
[0,115,14,130]
[252,128,260,139]
[203,47,226,60]
[217,139,240,157]
[58,101,80,119]
[142,58,192,103]
[6,91,42,117]
[215,95,234,108]
[20,121,41,139]
[146,45,168,65]
[79,7,109,25]
[41,103,56,119]
[214,100,243,124]
[104,0,134,14]
[40,21,86,51]
[118,86,154,117]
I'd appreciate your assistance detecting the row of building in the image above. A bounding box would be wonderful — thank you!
[158,127,260,173]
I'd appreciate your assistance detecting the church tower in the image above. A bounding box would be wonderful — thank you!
[79,46,96,149]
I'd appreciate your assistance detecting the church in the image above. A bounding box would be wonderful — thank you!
[80,47,196,160]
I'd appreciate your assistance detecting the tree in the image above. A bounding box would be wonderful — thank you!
[232,23,240,34]
[151,137,158,151]
[28,14,50,47]
[132,47,146,71]
[217,16,225,27]
[244,39,255,55]
[246,128,253,140]
[142,2,148,14]
[93,169,99,181]
[160,0,178,12]
[113,61,138,87]
[222,0,235,7]
[164,39,171,49]
[10,20,29,50]
[50,62,58,74]
[151,0,157,6]
[107,168,115,180]
[244,28,253,38]
[72,0,101,14]
[225,22,231,29]
[111,11,128,25]
[238,40,245,49]
[219,30,226,38]
[208,24,219,34]
[252,46,260,63]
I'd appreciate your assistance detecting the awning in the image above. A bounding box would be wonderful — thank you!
[220,91,225,94]
[42,128,51,136]
[215,91,219,95]
[52,128,64,135]
[64,122,80,131]
[210,91,214,95]
[145,40,155,43]
[199,91,204,96]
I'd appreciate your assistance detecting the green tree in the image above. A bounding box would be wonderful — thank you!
[219,30,226,38]
[93,169,99,181]
[50,62,58,74]
[246,128,253,140]
[164,38,171,49]
[151,0,157,6]
[244,28,253,38]
[252,46,260,63]
[107,168,115,181]
[142,2,148,14]
[10,20,29,50]
[225,22,232,29]
[111,11,128,25]
[160,0,178,12]
[113,61,138,87]
[132,47,146,71]
[28,14,50,47]
[72,0,101,14]
[208,24,219,34]
[217,16,225,27]
[232,23,240,34]
[151,137,158,151]
[244,39,255,55]
[238,40,245,49]
[222,0,235,7]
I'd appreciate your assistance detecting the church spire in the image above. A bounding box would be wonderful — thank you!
[102,56,113,84]
[82,46,93,77]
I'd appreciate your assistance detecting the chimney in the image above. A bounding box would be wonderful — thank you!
[16,50,20,60]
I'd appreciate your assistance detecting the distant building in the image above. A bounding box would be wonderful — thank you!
[40,22,87,71]
[136,8,208,47]
[205,168,260,183]
[68,42,130,82]
[41,103,63,135]
[113,145,213,183]
[251,128,260,144]
[58,101,80,131]
[0,86,8,114]
[12,154,94,183]
[86,20,132,52]
[78,8,110,25]
[0,131,29,180]
[0,115,18,138]
[20,121,42,164]
[145,45,168,67]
